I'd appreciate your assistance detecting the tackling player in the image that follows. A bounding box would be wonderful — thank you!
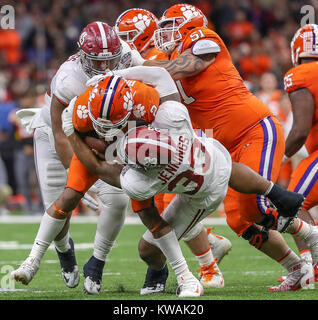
[61,68,317,293]
[10,22,144,294]
[134,4,318,291]
[115,8,232,294]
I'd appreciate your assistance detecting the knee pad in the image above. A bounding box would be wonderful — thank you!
[181,222,204,242]
[46,162,67,188]
[242,225,269,249]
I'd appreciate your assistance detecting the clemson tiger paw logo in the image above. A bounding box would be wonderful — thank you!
[77,105,89,119]
[133,104,146,118]
[180,5,200,19]
[123,91,134,111]
[132,13,151,31]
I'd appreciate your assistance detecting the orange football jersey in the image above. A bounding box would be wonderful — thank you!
[170,26,272,151]
[144,46,169,61]
[284,61,318,155]
[73,80,160,133]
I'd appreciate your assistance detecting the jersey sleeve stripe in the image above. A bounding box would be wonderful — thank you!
[55,96,68,106]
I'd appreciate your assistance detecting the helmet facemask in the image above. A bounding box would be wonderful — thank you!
[80,49,122,78]
[154,18,184,53]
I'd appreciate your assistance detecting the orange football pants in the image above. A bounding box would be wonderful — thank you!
[224,116,285,236]
[66,154,98,194]
[288,149,318,210]
[154,193,176,214]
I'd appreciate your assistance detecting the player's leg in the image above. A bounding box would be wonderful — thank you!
[232,117,313,290]
[10,127,77,285]
[83,180,129,294]
[139,196,210,297]
[285,151,318,282]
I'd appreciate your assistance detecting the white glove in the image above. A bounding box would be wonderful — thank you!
[86,74,108,87]
[82,192,99,211]
[130,49,146,66]
[62,96,76,136]
[15,108,42,134]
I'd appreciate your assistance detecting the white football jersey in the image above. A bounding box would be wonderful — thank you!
[120,101,232,209]
[38,39,133,128]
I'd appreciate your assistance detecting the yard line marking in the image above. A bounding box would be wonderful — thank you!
[0,215,227,225]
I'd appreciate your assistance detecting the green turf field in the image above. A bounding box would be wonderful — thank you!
[0,222,317,301]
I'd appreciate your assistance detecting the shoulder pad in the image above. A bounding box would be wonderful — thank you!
[192,39,220,55]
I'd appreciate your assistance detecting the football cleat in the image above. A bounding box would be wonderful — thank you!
[10,256,40,285]
[140,265,169,295]
[83,256,105,295]
[198,258,224,288]
[176,272,204,298]
[268,260,314,291]
[55,238,80,288]
[207,227,232,263]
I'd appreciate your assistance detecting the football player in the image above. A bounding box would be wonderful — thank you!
[10,22,145,294]
[277,24,318,285]
[61,66,317,294]
[132,4,318,291]
[115,8,232,294]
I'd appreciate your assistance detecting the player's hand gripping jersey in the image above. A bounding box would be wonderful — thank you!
[66,78,160,194]
[119,100,232,212]
[284,61,318,155]
[170,27,273,151]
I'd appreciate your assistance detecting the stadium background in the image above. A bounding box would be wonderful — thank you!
[0,0,316,219]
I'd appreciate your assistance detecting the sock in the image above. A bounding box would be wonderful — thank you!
[277,249,301,271]
[54,232,71,253]
[29,212,67,261]
[195,248,214,267]
[300,249,313,263]
[291,220,312,241]
[93,232,114,262]
[154,230,189,277]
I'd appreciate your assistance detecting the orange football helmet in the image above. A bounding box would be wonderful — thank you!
[88,75,134,139]
[291,24,318,66]
[154,3,208,53]
[115,8,158,54]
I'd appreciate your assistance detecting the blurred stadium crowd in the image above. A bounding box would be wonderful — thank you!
[0,0,312,215]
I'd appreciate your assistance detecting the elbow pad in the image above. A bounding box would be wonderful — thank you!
[192,39,220,55]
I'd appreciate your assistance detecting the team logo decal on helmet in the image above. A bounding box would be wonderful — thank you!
[154,3,207,53]
[87,75,134,139]
[78,21,122,77]
[115,8,158,53]
[290,24,318,66]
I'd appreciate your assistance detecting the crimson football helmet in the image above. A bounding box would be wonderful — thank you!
[115,8,158,54]
[78,21,122,77]
[154,4,207,53]
[117,125,176,169]
[290,24,318,66]
[88,75,134,139]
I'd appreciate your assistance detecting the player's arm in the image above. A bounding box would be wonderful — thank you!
[67,131,122,188]
[113,66,180,103]
[50,95,74,169]
[285,88,315,157]
[143,49,216,81]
